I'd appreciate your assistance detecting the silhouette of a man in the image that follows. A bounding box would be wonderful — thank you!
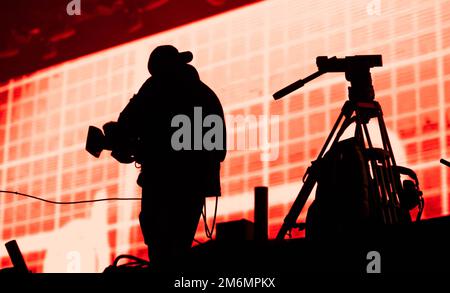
[116,45,226,269]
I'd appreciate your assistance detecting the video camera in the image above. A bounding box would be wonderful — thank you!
[85,121,142,164]
[315,55,382,72]
[273,55,383,102]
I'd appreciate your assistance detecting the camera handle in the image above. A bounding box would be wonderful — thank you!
[441,158,450,168]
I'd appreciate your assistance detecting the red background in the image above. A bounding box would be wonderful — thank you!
[1,0,450,272]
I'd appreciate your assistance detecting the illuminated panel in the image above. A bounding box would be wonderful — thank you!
[1,0,450,272]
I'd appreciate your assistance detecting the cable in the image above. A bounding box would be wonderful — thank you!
[194,197,219,244]
[416,196,425,222]
[2,189,215,245]
[193,238,203,245]
[103,254,150,272]
[202,196,218,240]
[113,254,149,267]
[0,190,141,204]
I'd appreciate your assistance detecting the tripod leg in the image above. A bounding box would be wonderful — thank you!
[356,105,405,223]
[376,111,411,222]
[317,105,350,159]
[276,106,352,240]
[361,120,397,223]
[276,164,319,240]
[352,108,392,224]
[377,113,401,201]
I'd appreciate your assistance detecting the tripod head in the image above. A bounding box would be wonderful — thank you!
[273,55,382,102]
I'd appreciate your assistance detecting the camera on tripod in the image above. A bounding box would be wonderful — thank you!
[85,121,142,164]
[315,55,382,72]
[273,54,424,240]
[274,55,383,102]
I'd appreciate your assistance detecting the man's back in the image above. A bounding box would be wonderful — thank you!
[119,63,226,197]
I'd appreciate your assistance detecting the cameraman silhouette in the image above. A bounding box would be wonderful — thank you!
[116,45,226,270]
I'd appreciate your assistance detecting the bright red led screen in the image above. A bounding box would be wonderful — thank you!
[1,0,450,272]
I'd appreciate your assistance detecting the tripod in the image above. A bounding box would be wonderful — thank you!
[274,55,420,240]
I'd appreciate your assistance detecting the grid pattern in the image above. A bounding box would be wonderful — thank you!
[1,0,450,272]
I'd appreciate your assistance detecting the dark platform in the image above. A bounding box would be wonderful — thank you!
[187,216,450,273]
[3,216,450,291]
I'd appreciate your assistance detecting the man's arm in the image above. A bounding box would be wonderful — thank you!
[117,77,154,135]
[107,78,151,163]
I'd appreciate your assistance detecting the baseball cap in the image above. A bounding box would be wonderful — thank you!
[148,45,193,74]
